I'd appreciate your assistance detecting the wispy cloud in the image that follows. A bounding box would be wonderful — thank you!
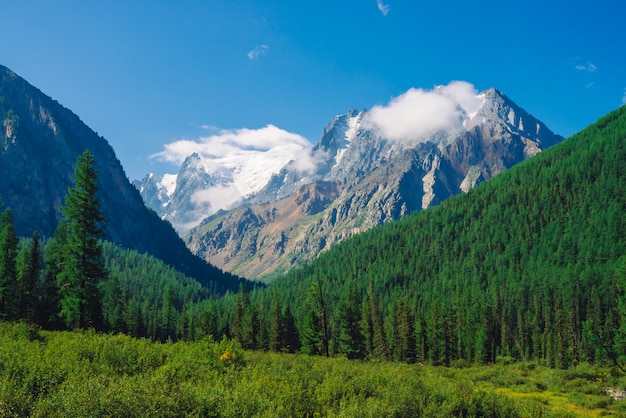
[622,88,626,105]
[574,61,597,72]
[363,81,481,142]
[376,0,390,16]
[247,44,269,60]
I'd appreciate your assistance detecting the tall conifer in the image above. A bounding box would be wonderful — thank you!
[57,150,107,330]
[0,208,18,319]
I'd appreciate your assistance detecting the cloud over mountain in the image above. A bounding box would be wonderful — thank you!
[363,81,482,142]
[152,124,311,166]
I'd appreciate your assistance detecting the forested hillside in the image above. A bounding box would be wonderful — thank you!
[249,105,626,365]
[0,150,245,341]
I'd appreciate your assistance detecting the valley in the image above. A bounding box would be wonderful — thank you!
[1,64,625,416]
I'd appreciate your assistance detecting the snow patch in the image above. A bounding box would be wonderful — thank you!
[160,173,178,198]
[344,114,360,142]
[507,109,516,126]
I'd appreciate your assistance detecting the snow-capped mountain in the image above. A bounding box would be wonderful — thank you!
[180,86,563,279]
[135,132,310,233]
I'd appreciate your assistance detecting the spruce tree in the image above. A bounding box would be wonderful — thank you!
[300,282,328,356]
[14,232,42,323]
[57,150,107,330]
[0,208,19,320]
[42,223,66,329]
[26,232,42,323]
[281,306,300,353]
[268,290,282,352]
[368,280,389,360]
[337,282,365,359]
[232,283,256,349]
[393,298,416,363]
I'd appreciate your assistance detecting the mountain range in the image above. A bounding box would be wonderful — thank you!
[0,64,240,292]
[138,86,563,279]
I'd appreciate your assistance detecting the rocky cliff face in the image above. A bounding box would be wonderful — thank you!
[0,65,239,291]
[184,88,563,280]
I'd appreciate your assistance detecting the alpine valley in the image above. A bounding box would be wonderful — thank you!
[3,63,626,416]
[137,86,563,279]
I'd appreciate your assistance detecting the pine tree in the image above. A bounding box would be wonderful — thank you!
[41,224,66,329]
[0,208,19,320]
[268,290,282,352]
[232,283,257,349]
[26,232,42,323]
[337,281,365,359]
[300,282,328,356]
[281,306,300,353]
[161,284,176,341]
[393,298,416,363]
[614,256,626,363]
[56,150,107,330]
[368,280,389,360]
[16,233,42,322]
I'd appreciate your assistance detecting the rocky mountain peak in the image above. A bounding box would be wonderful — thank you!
[181,87,564,279]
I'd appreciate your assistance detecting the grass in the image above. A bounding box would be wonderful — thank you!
[0,321,625,417]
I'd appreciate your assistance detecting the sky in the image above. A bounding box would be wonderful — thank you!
[1,0,624,181]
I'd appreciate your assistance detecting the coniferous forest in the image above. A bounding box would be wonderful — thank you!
[0,106,626,415]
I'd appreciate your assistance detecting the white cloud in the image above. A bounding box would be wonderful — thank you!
[288,148,330,175]
[622,88,626,105]
[574,61,597,72]
[191,185,243,213]
[247,44,269,60]
[152,124,311,165]
[363,81,481,142]
[376,0,390,16]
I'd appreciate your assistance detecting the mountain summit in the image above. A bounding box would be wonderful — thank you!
[178,85,563,279]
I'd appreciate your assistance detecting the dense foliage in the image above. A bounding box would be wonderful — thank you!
[1,321,624,417]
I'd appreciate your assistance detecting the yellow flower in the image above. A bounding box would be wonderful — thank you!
[220,351,236,362]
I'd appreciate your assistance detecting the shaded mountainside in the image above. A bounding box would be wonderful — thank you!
[0,65,241,292]
[262,105,626,365]
[187,89,563,280]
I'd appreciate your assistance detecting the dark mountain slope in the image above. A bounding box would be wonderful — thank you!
[264,105,626,364]
[0,65,240,292]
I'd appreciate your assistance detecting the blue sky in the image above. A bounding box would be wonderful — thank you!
[1,0,624,181]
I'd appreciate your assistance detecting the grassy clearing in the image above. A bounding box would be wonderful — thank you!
[0,322,625,417]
